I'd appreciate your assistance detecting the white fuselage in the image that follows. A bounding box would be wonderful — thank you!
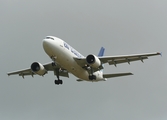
[43,36,104,81]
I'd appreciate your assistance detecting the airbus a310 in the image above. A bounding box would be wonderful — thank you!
[8,36,161,85]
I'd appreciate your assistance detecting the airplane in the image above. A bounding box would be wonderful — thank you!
[7,36,161,85]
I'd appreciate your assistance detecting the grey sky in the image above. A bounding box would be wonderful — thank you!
[1,0,166,120]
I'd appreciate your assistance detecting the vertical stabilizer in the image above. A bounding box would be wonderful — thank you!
[98,47,105,73]
[98,47,105,57]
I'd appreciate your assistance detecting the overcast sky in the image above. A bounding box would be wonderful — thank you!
[1,0,167,120]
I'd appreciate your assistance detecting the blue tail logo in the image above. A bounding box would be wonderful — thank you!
[98,47,105,57]
[98,47,105,73]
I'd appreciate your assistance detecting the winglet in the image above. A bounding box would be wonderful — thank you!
[98,47,105,57]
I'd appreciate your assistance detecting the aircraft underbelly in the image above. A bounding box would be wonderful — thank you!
[60,59,89,80]
[53,47,89,80]
[51,45,105,81]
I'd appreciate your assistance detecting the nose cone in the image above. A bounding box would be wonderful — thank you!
[43,39,53,56]
[43,39,49,50]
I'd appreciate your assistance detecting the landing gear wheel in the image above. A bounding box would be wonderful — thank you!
[94,75,96,80]
[54,80,63,85]
[89,75,96,80]
[54,80,59,85]
[59,80,63,84]
[89,75,93,80]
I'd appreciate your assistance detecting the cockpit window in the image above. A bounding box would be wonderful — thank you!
[46,37,54,40]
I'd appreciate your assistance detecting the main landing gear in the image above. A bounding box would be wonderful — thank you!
[51,60,63,85]
[88,67,96,80]
[54,79,63,85]
[89,75,96,80]
[54,68,63,85]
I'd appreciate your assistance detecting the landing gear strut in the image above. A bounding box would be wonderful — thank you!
[88,67,96,80]
[89,75,96,80]
[54,69,63,85]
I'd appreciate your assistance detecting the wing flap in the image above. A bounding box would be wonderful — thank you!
[108,57,148,66]
[54,70,69,78]
[43,62,65,71]
[8,69,33,76]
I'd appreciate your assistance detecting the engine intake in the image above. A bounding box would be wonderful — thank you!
[86,54,101,68]
[31,62,47,75]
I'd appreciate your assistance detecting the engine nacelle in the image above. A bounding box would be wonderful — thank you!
[86,54,101,68]
[31,62,47,75]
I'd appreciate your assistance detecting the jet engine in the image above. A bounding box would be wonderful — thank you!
[31,62,47,75]
[86,54,101,68]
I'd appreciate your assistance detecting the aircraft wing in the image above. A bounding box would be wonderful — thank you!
[99,52,161,66]
[7,62,69,78]
[74,52,161,69]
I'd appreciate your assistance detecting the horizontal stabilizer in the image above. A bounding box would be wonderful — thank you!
[76,79,84,82]
[103,72,133,78]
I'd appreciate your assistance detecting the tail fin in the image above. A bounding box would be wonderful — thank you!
[98,47,105,57]
[98,47,105,73]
